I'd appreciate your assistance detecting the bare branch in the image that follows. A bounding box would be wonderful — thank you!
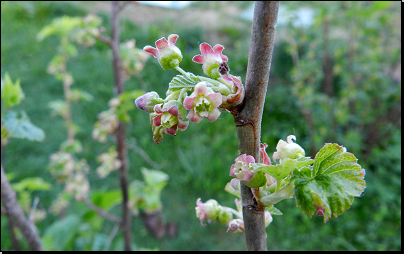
[111,1,132,251]
[235,1,280,251]
[1,164,44,251]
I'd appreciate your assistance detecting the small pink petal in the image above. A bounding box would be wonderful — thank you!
[168,34,179,45]
[177,120,189,131]
[207,93,222,107]
[200,42,213,56]
[192,55,203,64]
[165,125,177,135]
[212,44,228,62]
[242,170,254,182]
[230,178,240,191]
[155,37,168,50]
[154,104,163,113]
[167,106,179,117]
[183,96,195,110]
[194,82,210,95]
[212,44,224,53]
[153,114,162,126]
[206,108,220,122]
[236,154,247,163]
[229,165,236,177]
[187,110,203,123]
[245,155,255,165]
[143,46,158,58]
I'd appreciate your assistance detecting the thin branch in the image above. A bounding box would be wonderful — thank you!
[95,33,112,46]
[115,1,135,14]
[1,164,44,251]
[104,223,120,251]
[111,1,132,251]
[28,196,39,222]
[82,198,122,224]
[235,1,280,251]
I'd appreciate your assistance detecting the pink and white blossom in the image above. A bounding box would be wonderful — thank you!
[150,102,188,144]
[229,154,256,190]
[183,82,222,123]
[195,198,220,226]
[273,135,305,161]
[192,42,228,79]
[143,34,182,70]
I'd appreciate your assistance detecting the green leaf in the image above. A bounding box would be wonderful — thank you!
[1,72,23,108]
[90,190,122,211]
[42,214,81,251]
[265,205,283,216]
[3,111,45,141]
[242,170,267,189]
[141,167,169,191]
[260,182,294,206]
[254,157,314,182]
[291,143,366,223]
[168,73,202,92]
[12,177,52,192]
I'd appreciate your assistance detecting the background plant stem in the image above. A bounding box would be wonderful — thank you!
[111,1,132,251]
[1,164,44,251]
[235,1,279,251]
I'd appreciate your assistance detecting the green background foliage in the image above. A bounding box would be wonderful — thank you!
[1,1,401,251]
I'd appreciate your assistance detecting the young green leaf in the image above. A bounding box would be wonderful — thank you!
[253,157,314,182]
[167,73,202,93]
[291,143,366,223]
[1,72,23,108]
[3,111,45,141]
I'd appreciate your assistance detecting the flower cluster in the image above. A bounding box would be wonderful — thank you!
[195,198,235,226]
[135,34,245,144]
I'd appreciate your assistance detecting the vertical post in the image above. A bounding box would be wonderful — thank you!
[235,1,279,251]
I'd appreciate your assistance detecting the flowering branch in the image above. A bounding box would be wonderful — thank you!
[234,1,280,251]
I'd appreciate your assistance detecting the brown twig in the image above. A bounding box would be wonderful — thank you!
[235,1,279,251]
[82,198,122,224]
[1,164,44,251]
[111,1,132,251]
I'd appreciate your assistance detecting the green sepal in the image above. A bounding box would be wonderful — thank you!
[291,143,366,223]
[241,170,266,189]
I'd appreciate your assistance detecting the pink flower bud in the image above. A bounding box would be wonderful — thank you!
[219,74,245,110]
[226,219,244,233]
[192,43,228,79]
[260,143,272,165]
[135,91,163,113]
[143,34,182,70]
[195,198,220,226]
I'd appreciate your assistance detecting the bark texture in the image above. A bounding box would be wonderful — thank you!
[1,165,44,251]
[235,1,279,251]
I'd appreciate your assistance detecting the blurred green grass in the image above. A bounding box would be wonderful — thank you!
[1,1,401,251]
